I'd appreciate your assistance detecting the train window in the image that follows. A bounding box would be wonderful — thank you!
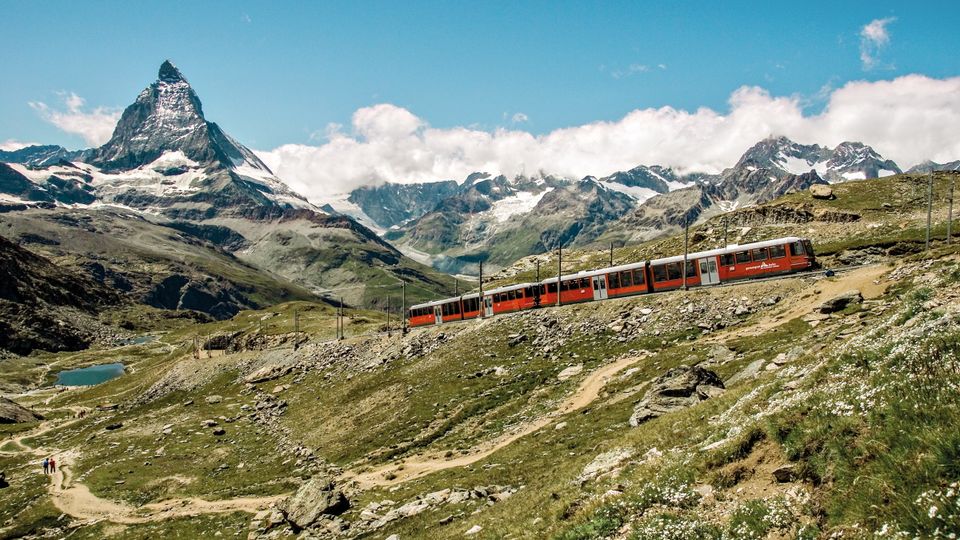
[652,265,668,282]
[547,282,557,293]
[752,248,768,261]
[580,278,589,289]
[720,253,735,266]
[523,287,532,298]
[633,269,645,285]
[453,302,461,314]
[686,262,697,278]
[790,241,805,256]
[803,240,813,255]
[609,272,620,288]
[666,263,682,280]
[735,251,750,264]
[769,245,786,258]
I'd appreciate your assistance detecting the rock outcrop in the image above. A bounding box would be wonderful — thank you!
[630,365,725,426]
[0,396,42,423]
[279,475,349,529]
[818,290,863,314]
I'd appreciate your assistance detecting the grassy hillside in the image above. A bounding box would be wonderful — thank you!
[1,174,959,539]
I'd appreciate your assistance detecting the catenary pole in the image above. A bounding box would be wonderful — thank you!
[479,261,484,318]
[949,173,955,245]
[927,173,934,251]
[401,281,407,334]
[683,219,690,290]
[557,243,562,307]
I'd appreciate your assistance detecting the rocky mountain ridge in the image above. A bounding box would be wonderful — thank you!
[0,61,457,315]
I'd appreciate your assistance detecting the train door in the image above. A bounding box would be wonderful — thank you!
[433,305,443,325]
[699,257,720,285]
[483,296,494,317]
[592,275,609,300]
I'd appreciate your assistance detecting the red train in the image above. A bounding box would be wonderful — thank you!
[407,236,816,328]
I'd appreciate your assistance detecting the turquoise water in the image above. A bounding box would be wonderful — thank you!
[55,363,125,386]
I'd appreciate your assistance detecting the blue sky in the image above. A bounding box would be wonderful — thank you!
[2,1,960,197]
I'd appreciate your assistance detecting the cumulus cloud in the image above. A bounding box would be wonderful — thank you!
[511,112,529,123]
[0,139,38,151]
[29,92,120,146]
[860,17,896,70]
[257,74,960,201]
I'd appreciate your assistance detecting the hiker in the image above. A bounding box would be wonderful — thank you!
[42,457,49,475]
[49,457,56,473]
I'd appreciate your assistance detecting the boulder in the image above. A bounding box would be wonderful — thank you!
[726,359,764,386]
[630,365,725,426]
[205,395,222,404]
[244,363,294,384]
[810,184,835,200]
[817,290,863,314]
[280,475,349,529]
[0,397,42,424]
[0,472,6,488]
[772,464,798,483]
[557,364,583,381]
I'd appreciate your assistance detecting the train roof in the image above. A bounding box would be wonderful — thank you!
[542,260,648,284]
[484,282,536,295]
[648,236,806,266]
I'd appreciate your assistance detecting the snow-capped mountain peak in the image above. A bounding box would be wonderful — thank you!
[92,60,271,175]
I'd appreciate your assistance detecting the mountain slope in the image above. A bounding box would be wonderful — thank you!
[0,234,121,354]
[0,61,457,309]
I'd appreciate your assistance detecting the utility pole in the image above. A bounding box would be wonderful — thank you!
[454,279,458,297]
[294,309,299,350]
[401,281,407,334]
[927,173,934,252]
[948,173,955,245]
[683,219,690,290]
[557,243,562,307]
[535,260,540,283]
[609,242,614,267]
[338,297,344,340]
[722,217,728,247]
[479,261,485,318]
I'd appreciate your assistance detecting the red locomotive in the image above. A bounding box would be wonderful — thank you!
[407,236,816,328]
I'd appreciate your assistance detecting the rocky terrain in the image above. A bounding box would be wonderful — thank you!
[1,171,958,538]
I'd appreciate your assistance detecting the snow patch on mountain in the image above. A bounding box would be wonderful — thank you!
[600,181,659,202]
[489,188,553,222]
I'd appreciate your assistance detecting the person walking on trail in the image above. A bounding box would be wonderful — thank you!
[49,457,56,474]
[42,458,49,475]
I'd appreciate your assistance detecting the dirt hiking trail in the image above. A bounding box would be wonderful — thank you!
[347,352,647,488]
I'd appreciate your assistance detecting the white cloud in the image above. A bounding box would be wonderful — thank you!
[0,139,38,151]
[511,112,529,123]
[612,64,650,79]
[257,74,960,202]
[860,17,896,70]
[28,92,120,146]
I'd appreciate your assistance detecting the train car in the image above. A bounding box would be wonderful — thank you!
[485,283,539,315]
[680,236,816,287]
[408,293,483,327]
[599,261,650,298]
[540,273,598,306]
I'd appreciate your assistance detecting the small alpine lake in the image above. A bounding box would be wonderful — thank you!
[55,363,125,386]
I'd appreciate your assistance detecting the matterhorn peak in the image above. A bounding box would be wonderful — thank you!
[158,59,187,84]
[91,61,271,174]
